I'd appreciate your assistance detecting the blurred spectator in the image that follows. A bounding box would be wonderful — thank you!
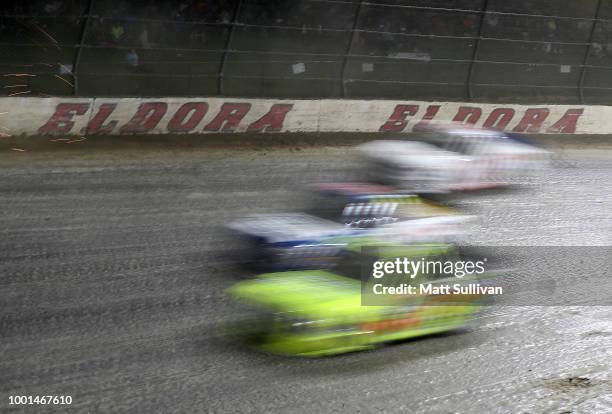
[219,9,231,24]
[592,42,605,59]
[430,15,441,31]
[190,27,206,43]
[139,25,150,48]
[577,20,591,32]
[175,1,190,19]
[544,19,559,55]
[194,0,207,16]
[126,48,139,68]
[462,15,476,35]
[486,14,499,28]
[44,1,63,14]
[110,22,125,43]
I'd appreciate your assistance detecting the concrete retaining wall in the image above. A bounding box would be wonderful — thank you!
[0,97,609,136]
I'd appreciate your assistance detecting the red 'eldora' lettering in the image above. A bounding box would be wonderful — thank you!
[546,109,583,133]
[204,103,251,132]
[247,104,293,132]
[84,103,118,134]
[120,102,167,133]
[513,108,550,133]
[379,105,419,132]
[453,106,482,125]
[167,102,209,132]
[483,108,515,130]
[38,103,90,135]
[413,105,440,131]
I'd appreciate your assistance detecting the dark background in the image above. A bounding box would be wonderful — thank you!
[2,1,612,103]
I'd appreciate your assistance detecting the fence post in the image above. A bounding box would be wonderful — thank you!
[579,0,602,104]
[340,0,363,98]
[72,0,94,95]
[217,0,243,96]
[466,0,489,101]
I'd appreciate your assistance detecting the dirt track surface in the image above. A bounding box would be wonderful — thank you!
[1,141,611,413]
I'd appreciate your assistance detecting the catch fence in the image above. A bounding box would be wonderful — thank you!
[2,0,612,103]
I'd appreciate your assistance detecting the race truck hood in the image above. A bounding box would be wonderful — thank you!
[227,271,379,322]
[227,265,489,325]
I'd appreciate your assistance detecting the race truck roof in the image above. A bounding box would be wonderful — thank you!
[227,213,359,244]
[358,140,466,167]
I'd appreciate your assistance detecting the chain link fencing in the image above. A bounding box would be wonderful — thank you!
[2,0,612,103]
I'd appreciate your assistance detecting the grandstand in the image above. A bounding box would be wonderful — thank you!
[2,0,612,103]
